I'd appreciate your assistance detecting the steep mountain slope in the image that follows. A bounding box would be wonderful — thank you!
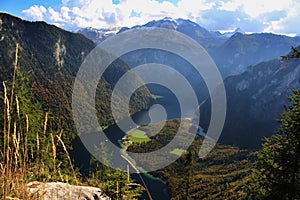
[0,13,153,132]
[200,51,300,148]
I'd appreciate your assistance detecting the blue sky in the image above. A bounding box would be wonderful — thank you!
[1,0,300,35]
[1,0,61,16]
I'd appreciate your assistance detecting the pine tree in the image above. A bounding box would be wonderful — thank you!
[250,88,300,199]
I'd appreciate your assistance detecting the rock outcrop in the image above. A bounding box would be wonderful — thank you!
[27,181,111,200]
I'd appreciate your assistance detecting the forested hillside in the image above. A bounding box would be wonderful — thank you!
[0,13,154,132]
[0,13,153,199]
[127,120,255,199]
[200,47,300,148]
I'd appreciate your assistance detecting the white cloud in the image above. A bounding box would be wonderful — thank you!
[21,0,214,29]
[199,8,266,32]
[218,0,300,34]
[48,7,62,21]
[220,0,293,17]
[20,0,300,35]
[258,0,300,34]
[61,7,71,20]
[22,5,47,21]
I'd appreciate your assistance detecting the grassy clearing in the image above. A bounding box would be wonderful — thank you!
[154,94,164,99]
[170,148,186,156]
[128,129,151,143]
[97,125,109,131]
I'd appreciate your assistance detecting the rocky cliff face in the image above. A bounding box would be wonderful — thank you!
[27,182,111,200]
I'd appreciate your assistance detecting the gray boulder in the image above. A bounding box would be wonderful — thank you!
[27,181,111,200]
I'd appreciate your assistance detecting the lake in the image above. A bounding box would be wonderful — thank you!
[71,89,182,200]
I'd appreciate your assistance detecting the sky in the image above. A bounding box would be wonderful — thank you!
[1,0,300,35]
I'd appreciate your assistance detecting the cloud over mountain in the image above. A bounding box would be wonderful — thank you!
[19,0,300,35]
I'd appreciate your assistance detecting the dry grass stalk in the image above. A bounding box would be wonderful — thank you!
[15,96,20,119]
[6,89,12,178]
[13,122,20,167]
[9,43,19,109]
[56,129,63,146]
[56,134,78,185]
[39,112,48,166]
[1,43,28,199]
[43,112,48,136]
[2,81,8,200]
[24,115,28,169]
[1,43,79,199]
[36,132,39,154]
[58,170,64,182]
[3,82,11,166]
[3,82,8,162]
[1,44,25,199]
[50,133,56,174]
[19,115,29,169]
[25,115,29,133]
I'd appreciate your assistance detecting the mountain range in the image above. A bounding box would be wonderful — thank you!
[1,12,300,150]
[1,12,300,200]
[78,17,300,76]
[77,17,300,149]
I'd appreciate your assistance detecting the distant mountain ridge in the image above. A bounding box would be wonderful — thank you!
[77,17,300,77]
[76,27,121,45]
[77,17,227,48]
[212,32,300,75]
[200,48,300,148]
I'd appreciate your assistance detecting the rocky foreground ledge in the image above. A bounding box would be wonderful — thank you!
[27,182,111,200]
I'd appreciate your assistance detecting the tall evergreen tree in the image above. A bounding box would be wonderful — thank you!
[249,88,300,199]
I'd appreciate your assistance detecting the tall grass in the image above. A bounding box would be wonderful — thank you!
[0,44,78,199]
[1,43,143,200]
